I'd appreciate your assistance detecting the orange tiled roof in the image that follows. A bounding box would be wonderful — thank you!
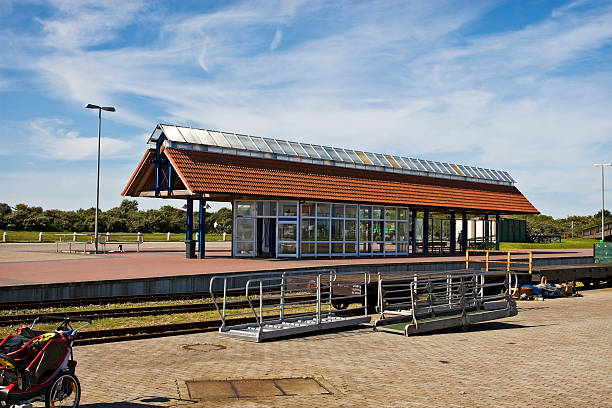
[160,148,538,214]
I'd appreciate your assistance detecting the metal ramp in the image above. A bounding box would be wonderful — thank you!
[373,269,517,336]
[210,270,371,342]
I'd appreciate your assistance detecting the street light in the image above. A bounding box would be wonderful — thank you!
[593,163,611,242]
[85,104,116,253]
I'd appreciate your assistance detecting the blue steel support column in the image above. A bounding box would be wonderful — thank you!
[461,211,468,253]
[199,196,205,258]
[411,209,417,254]
[450,211,456,254]
[495,213,500,250]
[423,209,429,254]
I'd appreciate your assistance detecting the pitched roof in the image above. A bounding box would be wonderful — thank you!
[125,148,537,214]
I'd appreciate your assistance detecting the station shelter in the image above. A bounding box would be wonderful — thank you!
[122,124,539,259]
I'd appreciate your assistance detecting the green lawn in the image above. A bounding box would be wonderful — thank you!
[0,231,231,243]
[500,238,598,249]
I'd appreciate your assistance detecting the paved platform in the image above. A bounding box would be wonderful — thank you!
[73,288,612,407]
[0,243,593,286]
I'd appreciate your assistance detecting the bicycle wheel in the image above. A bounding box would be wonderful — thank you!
[45,373,80,408]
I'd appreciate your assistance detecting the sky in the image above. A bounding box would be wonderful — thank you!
[0,0,611,218]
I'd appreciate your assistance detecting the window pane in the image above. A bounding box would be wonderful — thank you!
[332,219,344,241]
[385,207,396,220]
[398,208,408,220]
[257,201,277,217]
[385,241,397,254]
[236,242,254,255]
[280,224,296,241]
[373,206,384,219]
[301,219,315,241]
[345,242,357,253]
[332,242,343,254]
[236,218,254,240]
[398,243,408,253]
[385,221,396,242]
[301,202,316,217]
[360,221,371,241]
[279,202,297,216]
[345,205,357,218]
[317,219,330,241]
[279,242,296,254]
[302,242,315,254]
[359,205,371,219]
[373,221,383,241]
[398,222,408,241]
[359,242,372,253]
[332,204,344,218]
[317,242,329,255]
[317,203,330,217]
[236,202,254,217]
[373,242,384,253]
[345,220,357,241]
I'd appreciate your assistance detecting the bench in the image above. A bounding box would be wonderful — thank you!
[99,234,144,253]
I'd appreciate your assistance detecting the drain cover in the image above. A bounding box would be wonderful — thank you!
[182,343,226,352]
[186,377,331,400]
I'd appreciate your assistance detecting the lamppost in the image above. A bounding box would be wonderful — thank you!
[593,163,611,242]
[85,104,116,253]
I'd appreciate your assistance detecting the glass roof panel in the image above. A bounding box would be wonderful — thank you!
[365,152,383,166]
[460,165,476,177]
[161,125,186,142]
[313,145,331,159]
[222,132,243,149]
[207,131,231,148]
[374,153,391,167]
[236,134,257,151]
[335,148,353,162]
[323,146,342,161]
[433,161,448,174]
[346,150,363,163]
[289,142,308,157]
[276,140,297,155]
[191,128,216,145]
[393,156,410,169]
[251,136,273,152]
[302,144,319,158]
[411,159,428,171]
[263,138,284,154]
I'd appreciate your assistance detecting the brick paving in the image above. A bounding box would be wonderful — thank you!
[75,288,612,407]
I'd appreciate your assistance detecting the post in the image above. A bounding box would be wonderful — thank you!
[137,231,142,242]
[199,196,206,258]
[73,232,77,242]
[94,108,101,254]
[185,197,195,258]
[484,214,489,247]
[423,209,429,254]
[461,212,468,252]
[106,231,110,241]
[167,232,171,241]
[450,211,456,254]
[495,214,500,250]
[602,165,605,242]
[38,232,43,242]
[2,232,6,242]
[411,209,417,254]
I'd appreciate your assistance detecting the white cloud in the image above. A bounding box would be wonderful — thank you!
[270,28,283,51]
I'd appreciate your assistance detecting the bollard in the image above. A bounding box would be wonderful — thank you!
[222,232,226,241]
[167,232,171,241]
[39,232,43,242]
[73,232,77,242]
[106,232,110,241]
[2,232,6,242]
[137,232,142,242]
[195,232,199,241]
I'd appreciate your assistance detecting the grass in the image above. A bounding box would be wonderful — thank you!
[500,238,598,249]
[0,231,231,243]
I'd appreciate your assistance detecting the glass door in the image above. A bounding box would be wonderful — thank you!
[277,201,298,258]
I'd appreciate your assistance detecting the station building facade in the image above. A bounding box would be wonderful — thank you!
[123,124,539,258]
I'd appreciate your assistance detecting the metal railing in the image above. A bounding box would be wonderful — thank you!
[209,270,370,340]
[466,249,533,274]
[375,269,516,330]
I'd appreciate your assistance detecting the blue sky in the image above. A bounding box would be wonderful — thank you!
[1,0,611,218]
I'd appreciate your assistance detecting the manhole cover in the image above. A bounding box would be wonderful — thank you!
[186,377,331,400]
[182,343,226,352]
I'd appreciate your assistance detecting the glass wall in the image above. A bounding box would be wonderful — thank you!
[235,199,409,258]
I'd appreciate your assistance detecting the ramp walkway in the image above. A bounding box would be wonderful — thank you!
[210,270,371,342]
[373,269,517,336]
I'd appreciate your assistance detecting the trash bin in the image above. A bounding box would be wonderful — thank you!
[185,239,196,259]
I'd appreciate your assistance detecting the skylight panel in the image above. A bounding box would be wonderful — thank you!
[346,150,363,163]
[335,148,353,162]
[393,156,410,169]
[374,153,392,167]
[289,142,308,157]
[222,132,244,149]
[471,167,486,179]
[313,145,331,159]
[251,136,273,152]
[161,125,186,142]
[191,128,216,145]
[411,159,428,171]
[276,140,297,156]
[323,146,342,161]
[460,165,476,178]
[488,169,503,181]
[365,152,383,166]
[263,138,284,154]
[207,130,231,148]
[236,134,257,151]
[176,127,200,144]
[301,144,319,158]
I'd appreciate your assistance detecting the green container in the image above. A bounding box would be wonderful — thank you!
[499,218,527,243]
[594,242,612,263]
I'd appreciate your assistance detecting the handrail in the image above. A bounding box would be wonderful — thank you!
[466,249,532,274]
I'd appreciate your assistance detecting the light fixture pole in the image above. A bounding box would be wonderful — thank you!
[85,104,116,253]
[594,163,611,242]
